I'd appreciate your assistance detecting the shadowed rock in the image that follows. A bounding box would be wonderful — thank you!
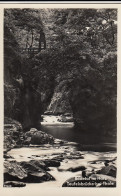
[67,166,86,172]
[4,160,28,182]
[4,118,24,150]
[4,181,26,187]
[20,160,49,172]
[43,159,61,167]
[97,165,116,178]
[4,159,55,184]
[24,128,54,145]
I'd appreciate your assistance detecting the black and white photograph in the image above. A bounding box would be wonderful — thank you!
[3,4,118,190]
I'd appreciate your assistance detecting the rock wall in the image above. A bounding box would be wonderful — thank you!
[47,80,72,114]
[4,29,42,130]
[69,54,117,136]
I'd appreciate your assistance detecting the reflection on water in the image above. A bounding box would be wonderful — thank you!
[41,122,116,151]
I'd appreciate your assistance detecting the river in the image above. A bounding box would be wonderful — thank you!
[41,115,116,151]
[7,115,117,187]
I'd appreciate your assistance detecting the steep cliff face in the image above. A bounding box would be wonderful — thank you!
[4,61,42,131]
[4,24,42,130]
[47,80,72,114]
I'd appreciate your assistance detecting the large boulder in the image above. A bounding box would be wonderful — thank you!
[4,160,28,182]
[20,160,49,172]
[4,159,55,184]
[20,160,55,183]
[24,128,54,145]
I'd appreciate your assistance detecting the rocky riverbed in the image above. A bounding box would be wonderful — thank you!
[4,118,117,188]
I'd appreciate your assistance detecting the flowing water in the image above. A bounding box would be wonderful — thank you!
[8,115,117,187]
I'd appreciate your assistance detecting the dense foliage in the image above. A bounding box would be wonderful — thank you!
[4,8,117,135]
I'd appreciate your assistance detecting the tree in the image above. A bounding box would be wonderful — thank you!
[47,9,117,58]
[4,9,44,50]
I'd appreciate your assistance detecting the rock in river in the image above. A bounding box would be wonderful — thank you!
[43,159,61,167]
[4,159,55,184]
[97,165,116,178]
[4,181,26,187]
[24,171,55,183]
[67,166,86,172]
[4,160,28,182]
[20,160,49,172]
[20,160,55,183]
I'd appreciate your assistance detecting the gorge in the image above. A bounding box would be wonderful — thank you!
[4,8,117,187]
